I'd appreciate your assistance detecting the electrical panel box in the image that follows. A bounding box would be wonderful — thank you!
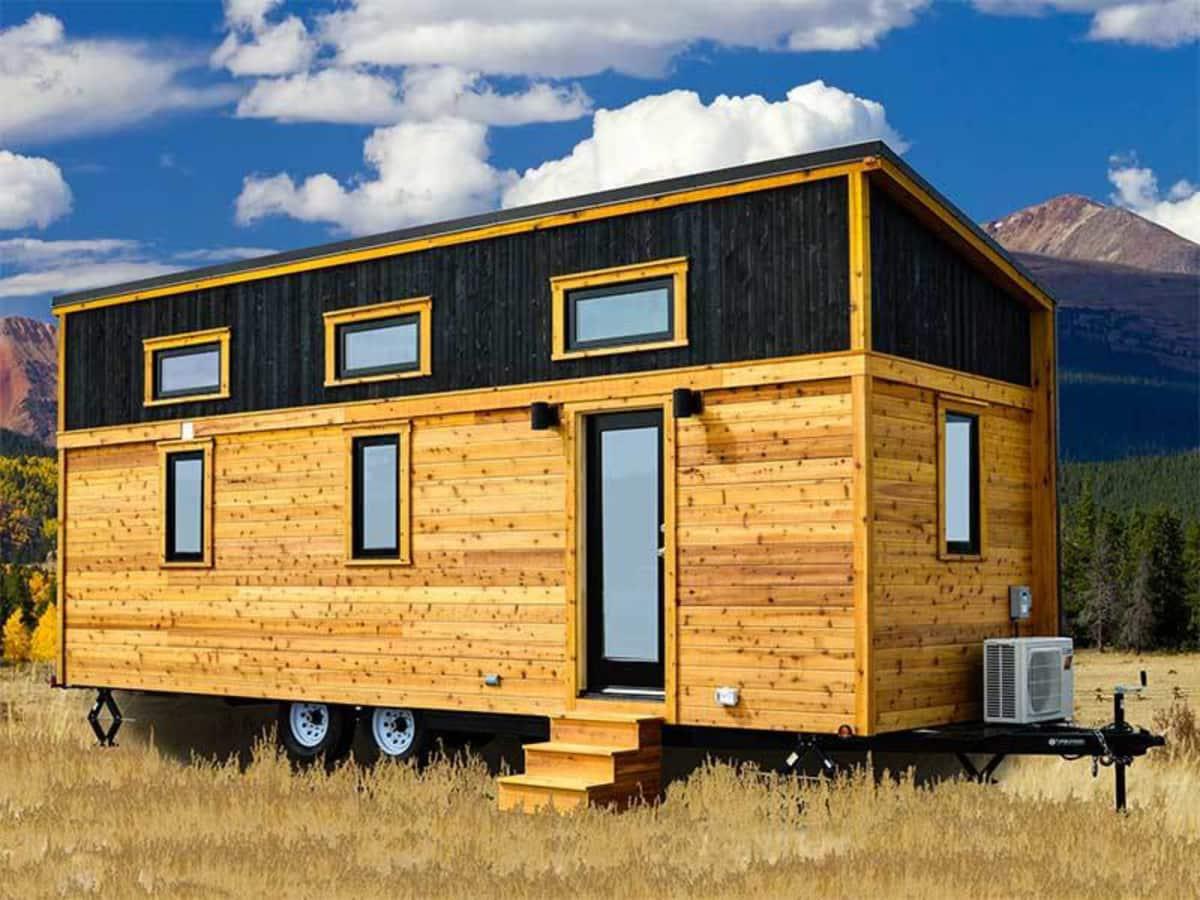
[1009,585,1032,621]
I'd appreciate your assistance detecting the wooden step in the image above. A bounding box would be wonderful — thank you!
[496,773,610,813]
[550,712,662,748]
[523,741,658,782]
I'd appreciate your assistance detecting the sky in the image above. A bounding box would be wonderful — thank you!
[1,0,1197,321]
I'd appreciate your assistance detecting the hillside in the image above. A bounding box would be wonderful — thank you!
[0,318,56,447]
[986,197,1199,460]
[986,194,1200,274]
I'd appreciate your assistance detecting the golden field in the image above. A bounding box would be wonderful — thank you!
[1,651,1197,899]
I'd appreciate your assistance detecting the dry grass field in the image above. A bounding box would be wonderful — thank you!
[1,651,1197,899]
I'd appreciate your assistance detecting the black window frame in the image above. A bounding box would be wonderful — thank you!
[944,410,981,557]
[565,276,675,352]
[351,434,402,559]
[153,342,222,401]
[336,313,422,380]
[165,449,205,563]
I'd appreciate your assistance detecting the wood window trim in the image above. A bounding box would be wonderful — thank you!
[143,328,231,407]
[936,394,988,562]
[157,437,214,569]
[343,421,412,566]
[324,297,432,387]
[551,257,688,361]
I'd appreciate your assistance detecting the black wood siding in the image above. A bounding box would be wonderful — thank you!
[65,179,850,430]
[871,188,1031,386]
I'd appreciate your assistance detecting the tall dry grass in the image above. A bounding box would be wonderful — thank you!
[1,658,1197,899]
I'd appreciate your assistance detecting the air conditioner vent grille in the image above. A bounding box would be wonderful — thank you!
[985,642,1016,720]
[1027,648,1061,715]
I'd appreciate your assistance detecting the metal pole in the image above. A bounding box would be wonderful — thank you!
[1113,689,1127,812]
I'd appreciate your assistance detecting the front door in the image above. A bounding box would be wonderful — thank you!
[585,410,665,695]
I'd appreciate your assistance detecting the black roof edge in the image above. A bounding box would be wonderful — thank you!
[52,140,1053,308]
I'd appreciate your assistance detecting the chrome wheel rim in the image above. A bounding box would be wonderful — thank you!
[372,708,416,756]
[289,702,330,748]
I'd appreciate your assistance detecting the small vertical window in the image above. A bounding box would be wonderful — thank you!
[161,440,212,567]
[941,405,982,558]
[347,425,411,564]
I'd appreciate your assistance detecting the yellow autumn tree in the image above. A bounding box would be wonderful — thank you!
[29,603,57,663]
[2,609,30,663]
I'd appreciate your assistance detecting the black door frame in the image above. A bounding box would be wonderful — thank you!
[584,409,666,693]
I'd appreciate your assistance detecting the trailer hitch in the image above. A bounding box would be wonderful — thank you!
[87,688,123,747]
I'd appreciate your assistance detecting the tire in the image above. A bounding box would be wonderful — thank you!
[277,701,356,766]
[369,707,428,762]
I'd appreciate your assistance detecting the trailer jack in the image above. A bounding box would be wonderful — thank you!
[87,688,123,747]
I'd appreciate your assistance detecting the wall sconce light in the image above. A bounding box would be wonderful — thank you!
[530,401,560,430]
[672,388,703,419]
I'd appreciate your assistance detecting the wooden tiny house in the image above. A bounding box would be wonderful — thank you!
[53,142,1058,809]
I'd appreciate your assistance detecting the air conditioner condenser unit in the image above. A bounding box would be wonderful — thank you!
[983,637,1074,724]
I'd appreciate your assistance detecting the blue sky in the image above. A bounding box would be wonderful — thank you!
[1,0,1197,321]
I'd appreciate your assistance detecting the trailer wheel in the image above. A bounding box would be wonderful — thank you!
[370,707,427,761]
[278,701,355,766]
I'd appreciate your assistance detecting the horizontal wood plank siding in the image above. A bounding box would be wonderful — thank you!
[65,180,850,431]
[64,409,570,713]
[676,379,858,732]
[869,379,1034,732]
[871,188,1031,386]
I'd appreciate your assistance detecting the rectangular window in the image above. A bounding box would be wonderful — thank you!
[551,258,688,360]
[324,298,432,387]
[160,439,213,567]
[143,328,231,406]
[346,424,411,564]
[940,402,983,558]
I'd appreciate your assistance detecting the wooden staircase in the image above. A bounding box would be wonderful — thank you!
[497,712,663,813]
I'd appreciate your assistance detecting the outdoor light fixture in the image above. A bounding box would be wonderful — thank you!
[530,401,559,430]
[672,387,703,418]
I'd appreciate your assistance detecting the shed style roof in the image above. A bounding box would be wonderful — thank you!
[52,140,1052,312]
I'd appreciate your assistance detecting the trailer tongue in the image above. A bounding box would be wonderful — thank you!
[787,682,1165,812]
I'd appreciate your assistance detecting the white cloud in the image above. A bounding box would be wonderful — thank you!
[1108,156,1200,244]
[235,80,903,236]
[0,238,276,301]
[0,151,72,230]
[0,14,237,145]
[233,65,591,126]
[211,0,317,77]
[236,117,510,235]
[971,1,1199,47]
[504,81,904,207]
[317,1,933,77]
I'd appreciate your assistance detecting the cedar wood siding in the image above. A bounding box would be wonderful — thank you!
[64,179,850,431]
[870,186,1032,386]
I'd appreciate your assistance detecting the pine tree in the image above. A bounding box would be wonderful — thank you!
[1079,512,1124,649]
[1183,520,1200,647]
[1119,551,1156,652]
[2,609,30,663]
[1061,476,1098,640]
[1142,510,1189,649]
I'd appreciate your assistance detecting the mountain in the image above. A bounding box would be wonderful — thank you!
[0,317,57,447]
[986,197,1199,461]
[985,194,1200,275]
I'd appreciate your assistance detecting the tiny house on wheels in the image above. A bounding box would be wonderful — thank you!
[52,142,1060,812]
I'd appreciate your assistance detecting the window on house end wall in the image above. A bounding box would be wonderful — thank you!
[160,440,213,567]
[143,328,231,406]
[551,258,688,360]
[324,298,432,387]
[345,424,412,564]
[939,400,984,559]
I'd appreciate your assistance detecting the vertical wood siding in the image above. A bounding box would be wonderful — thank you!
[871,188,1032,386]
[870,380,1034,732]
[65,180,850,431]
